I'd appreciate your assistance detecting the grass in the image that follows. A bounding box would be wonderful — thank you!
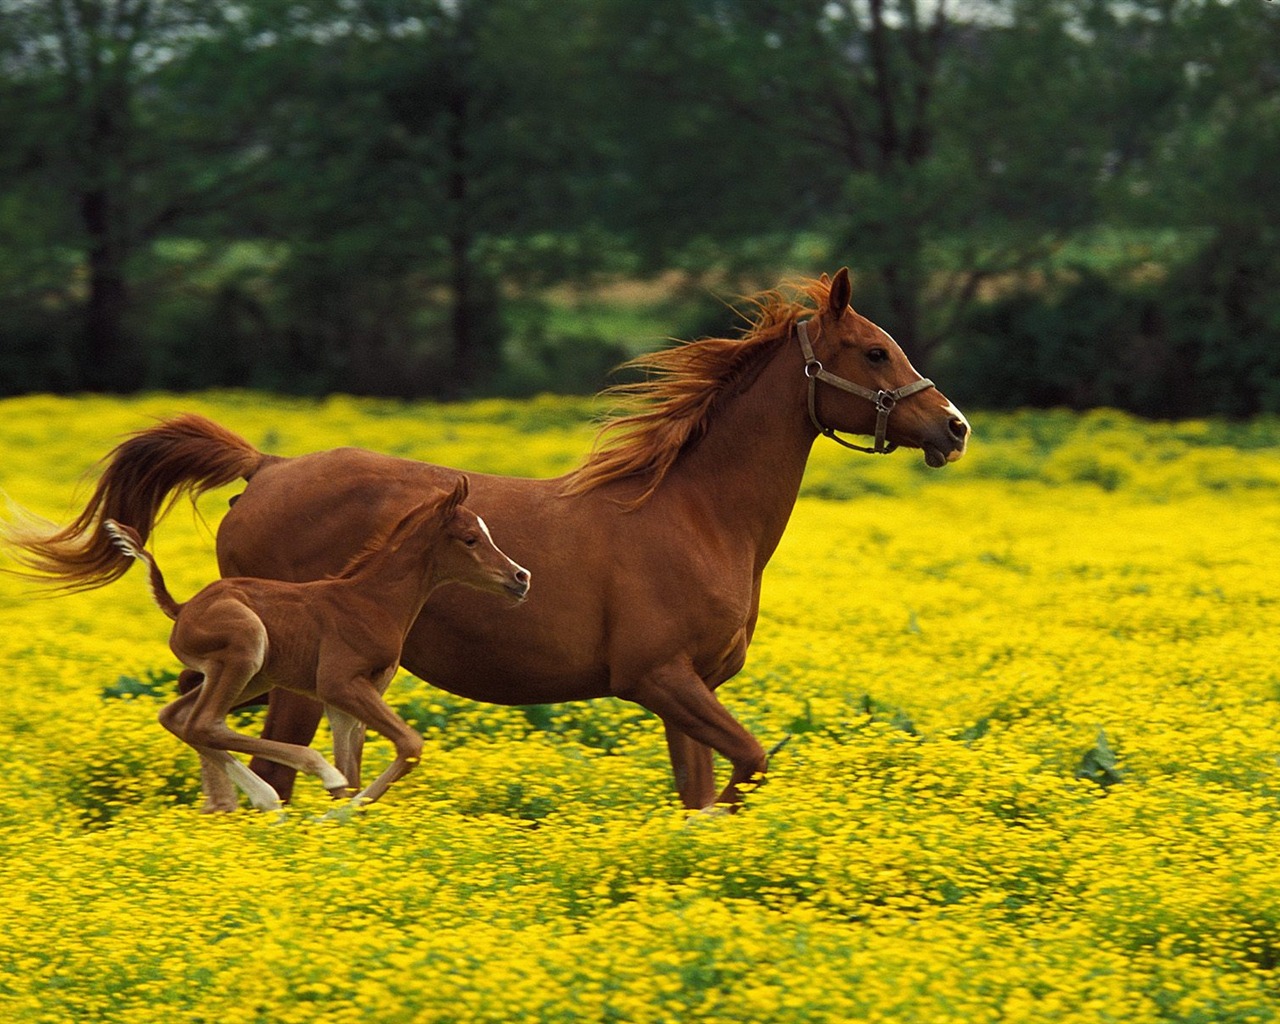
[0,393,1278,1022]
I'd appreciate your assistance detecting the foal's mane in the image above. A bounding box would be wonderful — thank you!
[330,481,465,579]
[332,504,429,580]
[561,276,830,507]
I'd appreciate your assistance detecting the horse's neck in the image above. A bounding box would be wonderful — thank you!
[665,336,816,571]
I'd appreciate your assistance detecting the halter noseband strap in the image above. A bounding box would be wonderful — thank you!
[797,319,936,455]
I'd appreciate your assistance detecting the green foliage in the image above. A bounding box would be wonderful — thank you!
[1076,729,1124,789]
[0,0,1277,408]
[102,669,180,702]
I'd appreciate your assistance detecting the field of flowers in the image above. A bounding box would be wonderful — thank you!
[1,391,1279,1023]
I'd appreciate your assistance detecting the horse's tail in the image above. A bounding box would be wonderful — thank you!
[102,520,182,620]
[1,414,268,592]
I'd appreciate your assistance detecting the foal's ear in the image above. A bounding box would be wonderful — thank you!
[827,267,852,319]
[439,475,469,519]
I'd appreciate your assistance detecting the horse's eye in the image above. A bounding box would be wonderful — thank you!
[867,348,889,364]
[463,535,478,548]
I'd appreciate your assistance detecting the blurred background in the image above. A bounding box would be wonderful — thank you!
[1,0,1276,414]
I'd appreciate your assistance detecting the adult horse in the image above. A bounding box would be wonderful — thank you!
[8,270,968,809]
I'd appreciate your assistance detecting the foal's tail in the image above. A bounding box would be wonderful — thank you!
[102,521,182,620]
[0,414,267,592]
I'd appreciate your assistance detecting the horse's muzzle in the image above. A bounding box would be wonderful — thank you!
[922,411,970,467]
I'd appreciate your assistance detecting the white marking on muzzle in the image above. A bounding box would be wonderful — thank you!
[944,402,970,460]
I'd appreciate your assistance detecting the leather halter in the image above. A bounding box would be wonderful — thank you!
[797,319,936,454]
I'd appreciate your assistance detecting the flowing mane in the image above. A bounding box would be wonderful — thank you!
[561,276,832,506]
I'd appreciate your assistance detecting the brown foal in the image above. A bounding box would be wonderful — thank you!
[104,476,530,813]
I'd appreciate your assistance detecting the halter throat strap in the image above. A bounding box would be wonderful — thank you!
[797,319,935,455]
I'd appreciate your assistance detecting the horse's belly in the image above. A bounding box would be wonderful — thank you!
[399,629,612,705]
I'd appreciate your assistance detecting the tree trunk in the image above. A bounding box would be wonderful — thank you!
[80,186,129,390]
[444,70,499,395]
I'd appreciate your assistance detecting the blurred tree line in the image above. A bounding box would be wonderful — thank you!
[0,0,1276,414]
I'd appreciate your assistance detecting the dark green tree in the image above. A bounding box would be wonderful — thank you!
[0,0,263,389]
[593,0,1199,367]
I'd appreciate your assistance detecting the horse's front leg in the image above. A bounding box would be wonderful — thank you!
[663,723,717,810]
[621,658,766,810]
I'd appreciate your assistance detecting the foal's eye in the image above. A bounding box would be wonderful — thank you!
[867,347,889,364]
[463,535,478,548]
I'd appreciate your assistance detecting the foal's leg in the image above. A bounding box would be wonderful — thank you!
[250,690,326,803]
[326,707,366,797]
[164,606,348,807]
[200,748,289,813]
[320,678,424,807]
[159,684,285,813]
[181,673,349,800]
[622,658,767,809]
[197,747,240,813]
[162,679,239,812]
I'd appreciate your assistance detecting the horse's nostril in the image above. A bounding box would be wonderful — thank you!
[515,568,531,585]
[948,417,969,442]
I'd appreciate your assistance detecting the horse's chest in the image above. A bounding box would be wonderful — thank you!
[697,626,750,686]
[686,577,759,682]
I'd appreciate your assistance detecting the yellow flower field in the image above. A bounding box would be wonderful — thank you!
[1,392,1278,1023]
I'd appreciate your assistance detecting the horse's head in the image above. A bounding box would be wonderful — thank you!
[431,476,531,602]
[800,268,969,467]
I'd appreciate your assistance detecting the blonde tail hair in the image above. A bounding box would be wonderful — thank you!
[102,520,183,620]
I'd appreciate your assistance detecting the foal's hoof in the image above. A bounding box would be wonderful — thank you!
[200,800,239,814]
[314,803,360,824]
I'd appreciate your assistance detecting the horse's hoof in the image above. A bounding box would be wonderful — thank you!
[682,804,730,827]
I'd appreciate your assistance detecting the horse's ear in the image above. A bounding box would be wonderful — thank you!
[818,272,831,286]
[827,267,852,319]
[440,475,469,518]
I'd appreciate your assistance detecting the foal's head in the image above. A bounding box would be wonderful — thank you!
[803,268,969,467]
[423,477,531,602]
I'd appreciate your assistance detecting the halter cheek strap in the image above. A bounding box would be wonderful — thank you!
[797,319,936,455]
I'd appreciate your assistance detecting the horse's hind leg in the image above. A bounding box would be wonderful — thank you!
[182,675,349,801]
[195,748,284,813]
[157,685,240,812]
[168,675,245,812]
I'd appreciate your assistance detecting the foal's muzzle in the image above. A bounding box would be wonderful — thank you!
[505,567,532,602]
